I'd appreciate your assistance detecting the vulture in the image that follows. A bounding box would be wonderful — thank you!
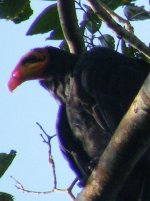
[8,46,150,201]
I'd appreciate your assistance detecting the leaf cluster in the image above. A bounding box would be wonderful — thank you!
[0,0,33,23]
[1,0,149,55]
[0,150,16,201]
[0,0,150,200]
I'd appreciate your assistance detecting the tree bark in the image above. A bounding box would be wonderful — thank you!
[76,73,150,201]
[57,0,85,54]
[87,0,150,59]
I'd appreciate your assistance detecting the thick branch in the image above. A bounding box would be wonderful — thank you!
[57,0,85,54]
[87,0,150,59]
[98,1,133,32]
[76,73,150,201]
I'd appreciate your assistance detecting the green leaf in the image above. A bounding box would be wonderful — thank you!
[0,150,16,178]
[0,0,33,23]
[121,40,150,63]
[47,28,64,40]
[99,34,115,49]
[0,192,14,201]
[124,4,150,21]
[26,3,63,37]
[99,0,121,10]
[99,0,136,10]
[83,6,102,34]
[13,1,33,24]
[59,40,69,52]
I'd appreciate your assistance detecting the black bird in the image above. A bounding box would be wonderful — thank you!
[8,46,150,200]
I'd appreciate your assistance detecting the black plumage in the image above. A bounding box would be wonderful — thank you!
[68,47,150,200]
[8,46,150,200]
[55,47,150,200]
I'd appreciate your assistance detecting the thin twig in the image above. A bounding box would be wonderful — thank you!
[36,122,57,188]
[11,123,78,200]
[98,1,133,32]
[11,175,76,199]
[87,0,150,59]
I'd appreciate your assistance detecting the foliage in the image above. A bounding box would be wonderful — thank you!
[0,150,16,178]
[0,0,149,200]
[0,0,33,23]
[100,0,136,10]
[26,3,63,39]
[1,0,149,56]
[124,4,150,20]
[0,192,14,201]
[121,39,150,62]
[0,150,16,201]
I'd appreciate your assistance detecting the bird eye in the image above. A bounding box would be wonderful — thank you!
[22,55,44,65]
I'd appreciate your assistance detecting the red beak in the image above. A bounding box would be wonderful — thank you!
[8,69,23,92]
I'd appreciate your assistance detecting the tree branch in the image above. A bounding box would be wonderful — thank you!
[57,0,85,54]
[87,0,150,59]
[11,123,77,200]
[76,73,150,201]
[96,1,133,32]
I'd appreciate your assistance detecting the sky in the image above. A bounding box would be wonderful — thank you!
[0,0,149,201]
[0,1,77,201]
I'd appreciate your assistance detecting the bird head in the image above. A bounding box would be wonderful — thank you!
[8,46,78,105]
[8,47,51,92]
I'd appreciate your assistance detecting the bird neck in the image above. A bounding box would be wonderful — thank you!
[49,73,72,103]
[40,53,78,103]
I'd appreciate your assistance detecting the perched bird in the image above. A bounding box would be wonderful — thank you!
[8,46,150,200]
